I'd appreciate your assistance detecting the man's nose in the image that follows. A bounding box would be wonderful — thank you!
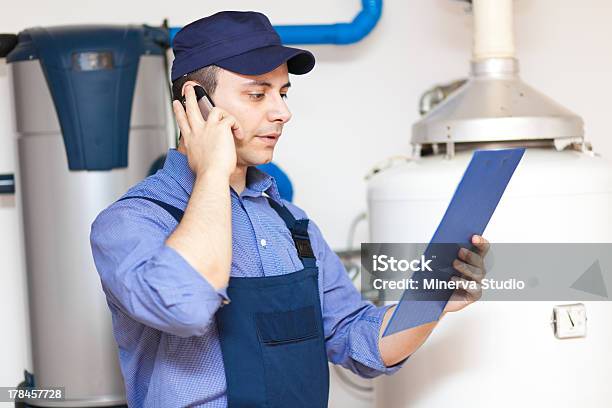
[268,97,292,124]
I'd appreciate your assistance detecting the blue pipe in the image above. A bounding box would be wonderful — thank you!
[169,0,382,45]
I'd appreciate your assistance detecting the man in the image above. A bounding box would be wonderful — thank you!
[90,11,490,408]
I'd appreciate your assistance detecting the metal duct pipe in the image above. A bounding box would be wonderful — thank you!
[412,0,584,157]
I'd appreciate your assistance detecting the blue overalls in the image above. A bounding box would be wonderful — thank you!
[118,195,330,407]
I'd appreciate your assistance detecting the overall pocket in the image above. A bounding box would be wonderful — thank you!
[254,306,329,408]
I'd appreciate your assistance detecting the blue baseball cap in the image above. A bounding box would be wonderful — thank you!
[171,11,316,81]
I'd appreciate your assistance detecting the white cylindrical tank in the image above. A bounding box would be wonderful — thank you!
[368,147,612,408]
[5,25,171,406]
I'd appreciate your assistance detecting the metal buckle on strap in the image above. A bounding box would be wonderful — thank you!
[293,235,315,259]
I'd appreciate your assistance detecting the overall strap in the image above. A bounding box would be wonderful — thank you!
[117,196,185,223]
[118,195,317,269]
[266,198,317,268]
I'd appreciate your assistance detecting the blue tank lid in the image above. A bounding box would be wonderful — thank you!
[7,25,169,170]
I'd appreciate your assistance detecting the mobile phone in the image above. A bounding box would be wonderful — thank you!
[181,85,215,121]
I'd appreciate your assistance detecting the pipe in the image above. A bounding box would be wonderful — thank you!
[169,0,383,45]
[418,79,467,116]
[472,0,515,60]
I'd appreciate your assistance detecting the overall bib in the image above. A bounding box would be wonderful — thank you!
[118,195,330,407]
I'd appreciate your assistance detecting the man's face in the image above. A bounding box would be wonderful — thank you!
[206,63,292,167]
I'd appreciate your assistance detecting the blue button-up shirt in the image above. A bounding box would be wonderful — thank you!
[90,149,402,407]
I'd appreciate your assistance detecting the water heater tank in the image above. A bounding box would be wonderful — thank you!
[6,25,170,406]
[368,147,612,407]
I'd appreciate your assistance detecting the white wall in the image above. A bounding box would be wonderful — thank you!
[3,0,612,248]
[1,0,612,404]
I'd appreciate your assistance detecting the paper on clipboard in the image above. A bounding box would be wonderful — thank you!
[382,148,526,337]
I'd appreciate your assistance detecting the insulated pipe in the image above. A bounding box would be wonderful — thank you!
[169,0,383,45]
[472,0,515,60]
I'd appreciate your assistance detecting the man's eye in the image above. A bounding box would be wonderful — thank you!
[249,93,264,100]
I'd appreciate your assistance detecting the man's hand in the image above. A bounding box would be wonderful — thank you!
[166,84,240,291]
[172,84,243,178]
[443,234,490,314]
[378,235,491,366]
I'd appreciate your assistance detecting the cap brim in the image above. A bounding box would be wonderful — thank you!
[214,45,315,76]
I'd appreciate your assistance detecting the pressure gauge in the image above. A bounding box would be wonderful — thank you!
[551,303,587,339]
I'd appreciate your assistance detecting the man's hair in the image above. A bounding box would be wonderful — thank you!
[171,65,220,101]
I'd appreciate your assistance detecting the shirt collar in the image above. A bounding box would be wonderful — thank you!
[162,148,283,202]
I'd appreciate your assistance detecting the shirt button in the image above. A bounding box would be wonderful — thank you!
[260,239,267,247]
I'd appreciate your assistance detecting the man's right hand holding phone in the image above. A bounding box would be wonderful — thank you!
[172,84,243,179]
[167,84,242,291]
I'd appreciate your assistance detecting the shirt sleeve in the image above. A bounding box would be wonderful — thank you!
[309,220,408,378]
[90,198,228,338]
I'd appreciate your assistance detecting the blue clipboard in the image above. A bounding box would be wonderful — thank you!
[382,148,526,337]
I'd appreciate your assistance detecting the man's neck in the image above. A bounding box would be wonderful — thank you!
[229,167,247,195]
[177,142,247,195]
